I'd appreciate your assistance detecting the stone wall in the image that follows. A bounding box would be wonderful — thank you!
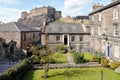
[0,38,7,58]
[0,32,21,48]
[21,32,40,49]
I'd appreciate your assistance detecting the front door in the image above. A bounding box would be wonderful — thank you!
[106,43,110,57]
[64,35,68,45]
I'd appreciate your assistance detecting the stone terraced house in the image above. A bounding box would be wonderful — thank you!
[89,0,120,62]
[0,22,40,49]
[41,22,90,52]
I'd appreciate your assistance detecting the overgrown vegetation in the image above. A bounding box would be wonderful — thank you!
[56,45,67,54]
[51,52,68,63]
[71,52,86,63]
[0,59,30,80]
[101,58,109,67]
[110,61,120,70]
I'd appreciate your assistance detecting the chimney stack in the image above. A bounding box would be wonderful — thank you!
[92,3,103,11]
[111,0,118,3]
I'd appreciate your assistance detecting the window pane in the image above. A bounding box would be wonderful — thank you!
[80,36,83,42]
[114,24,119,36]
[56,35,60,41]
[71,36,75,42]
[115,45,119,58]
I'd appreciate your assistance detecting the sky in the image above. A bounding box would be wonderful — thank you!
[0,0,110,23]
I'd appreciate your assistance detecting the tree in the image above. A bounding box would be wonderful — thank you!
[32,45,53,78]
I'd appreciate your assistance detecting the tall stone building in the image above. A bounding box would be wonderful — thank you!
[18,6,62,27]
[89,0,120,62]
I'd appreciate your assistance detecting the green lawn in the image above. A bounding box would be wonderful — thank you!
[22,68,120,80]
[70,52,93,62]
[52,52,68,63]
[83,52,93,61]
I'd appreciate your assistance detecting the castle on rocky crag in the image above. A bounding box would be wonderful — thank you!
[18,6,62,27]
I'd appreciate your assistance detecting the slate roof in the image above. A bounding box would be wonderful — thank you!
[89,0,120,15]
[0,22,39,32]
[44,22,85,34]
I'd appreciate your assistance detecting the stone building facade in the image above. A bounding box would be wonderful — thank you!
[0,38,17,58]
[41,22,90,52]
[0,22,40,49]
[89,0,120,62]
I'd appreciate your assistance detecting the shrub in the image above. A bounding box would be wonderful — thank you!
[56,45,67,53]
[0,59,30,80]
[92,54,101,62]
[110,61,120,70]
[115,67,120,74]
[101,58,109,67]
[30,55,40,64]
[73,52,86,63]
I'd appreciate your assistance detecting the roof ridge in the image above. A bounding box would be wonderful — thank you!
[12,22,20,32]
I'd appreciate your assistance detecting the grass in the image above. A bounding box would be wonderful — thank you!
[52,52,68,63]
[83,52,93,61]
[22,68,120,80]
[70,52,93,62]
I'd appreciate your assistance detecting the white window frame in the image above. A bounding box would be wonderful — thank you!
[92,15,94,21]
[91,27,94,34]
[115,45,119,58]
[99,13,102,21]
[114,23,119,36]
[113,7,118,19]
[98,26,101,35]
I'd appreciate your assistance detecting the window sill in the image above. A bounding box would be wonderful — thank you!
[113,17,118,20]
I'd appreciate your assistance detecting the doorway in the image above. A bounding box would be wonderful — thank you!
[64,35,68,45]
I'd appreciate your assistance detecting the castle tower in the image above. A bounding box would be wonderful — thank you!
[21,11,28,19]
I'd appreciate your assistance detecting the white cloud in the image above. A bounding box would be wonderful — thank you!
[63,0,92,16]
[0,0,18,4]
[0,7,23,23]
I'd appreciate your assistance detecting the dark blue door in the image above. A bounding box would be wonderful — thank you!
[107,45,110,57]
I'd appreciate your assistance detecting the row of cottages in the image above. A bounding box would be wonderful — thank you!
[0,22,40,58]
[89,0,120,62]
[41,22,90,52]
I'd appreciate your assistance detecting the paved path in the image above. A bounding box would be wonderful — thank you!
[66,52,75,65]
[0,60,22,74]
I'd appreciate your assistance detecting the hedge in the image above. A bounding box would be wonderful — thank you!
[0,59,30,80]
